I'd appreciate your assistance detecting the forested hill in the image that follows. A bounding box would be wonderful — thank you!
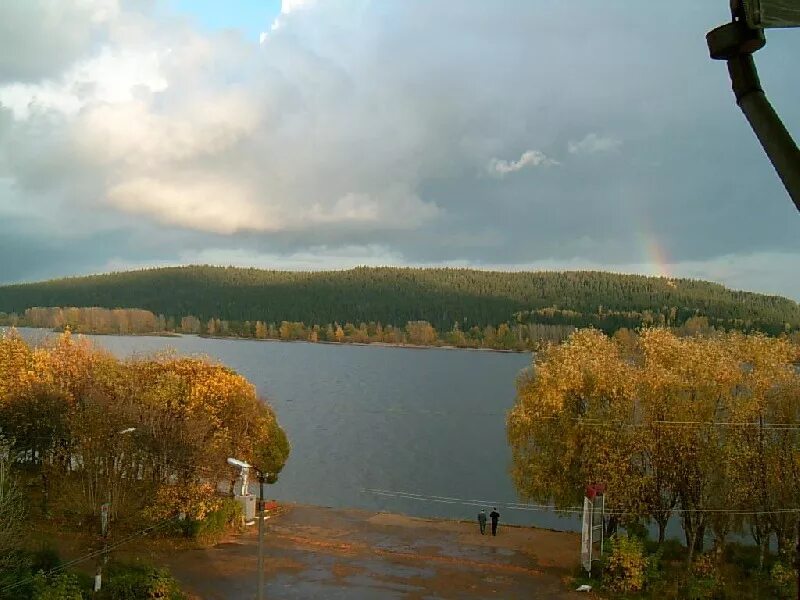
[0,266,798,334]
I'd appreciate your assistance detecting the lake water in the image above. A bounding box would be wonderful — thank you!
[8,328,580,531]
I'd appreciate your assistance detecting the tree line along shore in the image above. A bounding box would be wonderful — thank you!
[5,305,799,352]
[3,306,577,350]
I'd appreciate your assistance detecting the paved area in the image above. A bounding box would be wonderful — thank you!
[162,504,582,599]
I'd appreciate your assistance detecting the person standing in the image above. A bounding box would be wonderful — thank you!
[477,509,487,535]
[489,507,500,536]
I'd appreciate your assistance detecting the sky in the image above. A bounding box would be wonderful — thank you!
[0,1,798,300]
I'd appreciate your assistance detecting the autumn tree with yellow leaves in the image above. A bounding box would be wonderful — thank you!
[0,329,289,530]
[508,328,800,563]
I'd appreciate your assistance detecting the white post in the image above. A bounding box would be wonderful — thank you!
[581,496,592,576]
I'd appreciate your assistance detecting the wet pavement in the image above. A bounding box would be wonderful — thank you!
[162,504,582,599]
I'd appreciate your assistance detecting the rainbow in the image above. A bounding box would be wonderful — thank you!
[633,210,673,279]
[643,237,672,279]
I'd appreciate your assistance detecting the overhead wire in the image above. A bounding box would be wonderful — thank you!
[362,488,800,517]
[0,514,180,594]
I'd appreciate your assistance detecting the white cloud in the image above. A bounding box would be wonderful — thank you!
[105,176,271,234]
[0,47,167,120]
[263,0,317,39]
[178,243,406,272]
[487,150,559,177]
[73,92,259,166]
[568,133,622,155]
[0,3,446,236]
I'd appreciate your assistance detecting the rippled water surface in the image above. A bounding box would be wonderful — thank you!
[10,328,578,529]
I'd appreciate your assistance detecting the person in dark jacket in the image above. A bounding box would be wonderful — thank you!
[489,507,500,536]
[477,509,487,534]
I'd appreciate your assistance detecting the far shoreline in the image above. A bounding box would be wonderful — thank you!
[6,325,534,355]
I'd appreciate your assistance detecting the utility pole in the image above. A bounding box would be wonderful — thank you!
[95,502,109,593]
[706,1,800,213]
[228,456,270,600]
[257,471,266,600]
[796,518,800,600]
[94,427,136,594]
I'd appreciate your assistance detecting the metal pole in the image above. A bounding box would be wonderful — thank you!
[600,494,605,556]
[258,473,265,600]
[727,53,800,212]
[588,500,593,579]
[104,490,111,566]
[95,502,109,593]
[795,518,799,600]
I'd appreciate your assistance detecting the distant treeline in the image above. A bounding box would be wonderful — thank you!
[0,266,798,335]
[1,306,575,350]
[4,306,796,351]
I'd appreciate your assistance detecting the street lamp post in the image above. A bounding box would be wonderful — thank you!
[95,427,136,594]
[228,457,270,600]
[257,471,266,600]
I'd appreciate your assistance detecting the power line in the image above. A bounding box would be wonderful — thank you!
[5,405,800,431]
[528,415,800,430]
[362,488,800,517]
[0,514,179,595]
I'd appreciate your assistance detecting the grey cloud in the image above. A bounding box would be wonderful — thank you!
[568,134,622,155]
[0,1,117,83]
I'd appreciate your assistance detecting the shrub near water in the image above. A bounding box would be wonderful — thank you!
[100,564,185,600]
[770,562,795,599]
[31,572,84,600]
[603,535,648,593]
[179,496,244,541]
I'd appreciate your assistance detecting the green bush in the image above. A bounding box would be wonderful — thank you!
[604,535,648,593]
[29,545,61,573]
[770,561,795,599]
[681,553,721,600]
[644,547,663,587]
[101,563,185,600]
[0,566,35,600]
[194,497,243,540]
[724,541,767,575]
[624,521,649,542]
[159,496,243,540]
[644,537,685,562]
[31,572,85,600]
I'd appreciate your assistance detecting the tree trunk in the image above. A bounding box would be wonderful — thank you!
[695,523,706,555]
[658,519,667,545]
[683,512,694,551]
[684,513,704,565]
[606,515,618,539]
[40,471,49,516]
[687,527,698,565]
[777,531,792,560]
[712,529,727,565]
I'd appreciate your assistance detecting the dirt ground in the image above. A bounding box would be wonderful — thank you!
[157,504,584,599]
